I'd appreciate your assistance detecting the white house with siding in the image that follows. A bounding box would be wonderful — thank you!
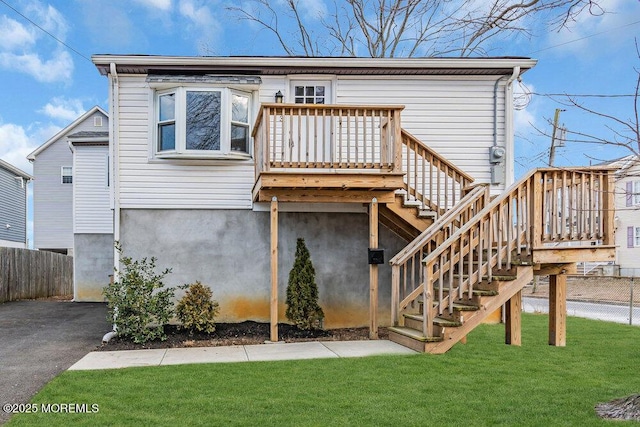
[607,155,640,277]
[91,55,538,330]
[0,159,31,248]
[28,106,109,255]
[68,131,113,301]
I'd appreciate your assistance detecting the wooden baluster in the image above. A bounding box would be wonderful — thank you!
[421,153,426,210]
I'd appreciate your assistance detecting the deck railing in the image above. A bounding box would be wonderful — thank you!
[391,167,615,334]
[252,104,404,177]
[389,184,490,324]
[401,130,475,215]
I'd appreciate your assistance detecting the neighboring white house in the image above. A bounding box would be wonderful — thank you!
[0,159,31,248]
[68,131,114,301]
[27,106,109,255]
[606,155,640,277]
[91,55,536,328]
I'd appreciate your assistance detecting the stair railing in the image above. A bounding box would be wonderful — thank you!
[391,167,614,337]
[400,130,475,216]
[390,184,490,325]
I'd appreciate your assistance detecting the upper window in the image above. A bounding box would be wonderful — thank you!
[294,85,325,104]
[155,87,251,157]
[61,166,72,184]
[634,181,640,205]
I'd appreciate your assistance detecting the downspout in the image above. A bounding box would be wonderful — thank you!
[104,62,120,343]
[68,141,77,301]
[504,66,520,185]
[491,66,520,186]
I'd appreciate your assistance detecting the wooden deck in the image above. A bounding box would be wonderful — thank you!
[251,103,618,349]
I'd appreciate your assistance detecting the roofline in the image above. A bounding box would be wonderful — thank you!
[91,55,537,76]
[27,105,108,161]
[0,158,32,179]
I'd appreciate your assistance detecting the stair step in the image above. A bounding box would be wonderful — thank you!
[432,286,499,297]
[452,273,518,282]
[404,313,463,327]
[388,326,442,342]
[416,298,479,311]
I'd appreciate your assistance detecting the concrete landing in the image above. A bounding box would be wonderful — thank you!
[69,340,416,370]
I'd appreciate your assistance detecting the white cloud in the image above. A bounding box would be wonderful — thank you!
[0,2,74,83]
[0,124,34,174]
[22,0,69,41]
[298,0,328,20]
[39,97,86,122]
[134,0,172,11]
[178,0,221,53]
[545,0,640,57]
[0,50,73,83]
[0,16,36,50]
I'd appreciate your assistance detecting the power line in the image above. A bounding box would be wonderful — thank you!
[529,19,640,55]
[530,92,638,98]
[0,0,92,63]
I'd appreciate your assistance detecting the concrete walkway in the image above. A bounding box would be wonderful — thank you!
[69,340,416,370]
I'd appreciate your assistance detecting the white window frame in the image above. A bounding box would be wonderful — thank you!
[61,166,72,184]
[152,86,252,159]
[633,181,640,205]
[635,226,640,247]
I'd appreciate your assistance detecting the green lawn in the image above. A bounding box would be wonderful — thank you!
[8,313,640,426]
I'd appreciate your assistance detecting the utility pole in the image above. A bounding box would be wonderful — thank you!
[548,108,564,167]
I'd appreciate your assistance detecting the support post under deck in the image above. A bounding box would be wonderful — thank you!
[270,197,279,342]
[549,273,567,346]
[505,290,522,346]
[369,197,379,339]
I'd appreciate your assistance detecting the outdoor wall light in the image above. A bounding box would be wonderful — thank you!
[275,90,284,103]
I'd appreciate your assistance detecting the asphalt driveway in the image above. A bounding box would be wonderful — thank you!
[0,300,109,424]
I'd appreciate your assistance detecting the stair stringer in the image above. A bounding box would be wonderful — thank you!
[423,266,533,354]
[379,195,435,241]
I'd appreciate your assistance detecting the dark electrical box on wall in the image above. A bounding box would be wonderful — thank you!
[368,248,385,265]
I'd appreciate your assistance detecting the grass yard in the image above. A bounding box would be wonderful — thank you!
[8,313,640,426]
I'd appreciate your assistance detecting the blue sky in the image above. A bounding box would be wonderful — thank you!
[0,0,639,241]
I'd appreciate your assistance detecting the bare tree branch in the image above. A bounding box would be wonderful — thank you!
[227,0,604,58]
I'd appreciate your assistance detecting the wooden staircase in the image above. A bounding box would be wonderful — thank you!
[387,167,616,354]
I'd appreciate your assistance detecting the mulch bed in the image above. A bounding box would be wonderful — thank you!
[98,321,389,351]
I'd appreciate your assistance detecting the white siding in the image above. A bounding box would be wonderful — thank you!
[74,145,113,233]
[116,76,255,209]
[32,110,109,250]
[32,138,74,250]
[615,162,640,273]
[335,76,505,185]
[115,74,508,209]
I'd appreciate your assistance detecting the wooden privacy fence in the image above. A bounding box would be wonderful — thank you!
[0,248,73,303]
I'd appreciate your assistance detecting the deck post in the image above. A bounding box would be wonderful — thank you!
[549,273,567,346]
[602,171,615,246]
[270,196,279,342]
[505,290,522,346]
[369,197,379,339]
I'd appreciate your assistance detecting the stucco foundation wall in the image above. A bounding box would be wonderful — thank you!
[119,209,407,328]
[74,233,114,302]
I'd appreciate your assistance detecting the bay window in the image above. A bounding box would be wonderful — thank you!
[154,87,251,157]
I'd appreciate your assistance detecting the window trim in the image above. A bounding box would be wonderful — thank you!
[633,181,640,206]
[635,226,640,247]
[61,166,72,184]
[152,86,253,160]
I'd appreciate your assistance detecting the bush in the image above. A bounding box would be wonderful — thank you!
[176,282,220,334]
[103,246,175,343]
[286,238,324,330]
